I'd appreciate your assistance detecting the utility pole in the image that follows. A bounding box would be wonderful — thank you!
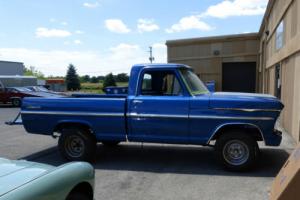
[148,46,155,63]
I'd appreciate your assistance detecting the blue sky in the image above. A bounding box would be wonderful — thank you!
[0,0,268,76]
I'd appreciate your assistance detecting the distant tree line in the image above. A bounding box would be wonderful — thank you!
[25,64,129,91]
[79,73,129,83]
[24,66,45,79]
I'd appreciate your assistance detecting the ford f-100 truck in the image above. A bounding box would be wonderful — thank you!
[20,64,284,171]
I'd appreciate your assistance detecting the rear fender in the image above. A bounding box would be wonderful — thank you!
[54,120,95,135]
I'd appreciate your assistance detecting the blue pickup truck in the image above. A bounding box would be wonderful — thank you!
[20,64,284,171]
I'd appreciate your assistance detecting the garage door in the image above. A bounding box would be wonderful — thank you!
[222,62,256,93]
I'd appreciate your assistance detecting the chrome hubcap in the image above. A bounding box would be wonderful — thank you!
[65,136,85,158]
[223,140,249,166]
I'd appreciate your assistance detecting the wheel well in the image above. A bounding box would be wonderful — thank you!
[54,122,90,132]
[54,122,95,140]
[67,182,93,200]
[10,97,21,100]
[210,124,263,142]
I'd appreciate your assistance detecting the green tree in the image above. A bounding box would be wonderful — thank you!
[81,75,91,83]
[115,73,129,82]
[24,66,45,79]
[103,73,116,90]
[90,76,99,83]
[66,64,81,91]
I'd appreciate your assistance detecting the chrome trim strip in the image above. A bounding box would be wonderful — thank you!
[206,123,265,145]
[21,111,124,117]
[127,113,274,121]
[127,113,187,119]
[213,108,281,112]
[189,115,274,121]
[25,98,125,101]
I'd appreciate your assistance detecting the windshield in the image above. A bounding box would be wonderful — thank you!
[37,86,49,92]
[15,87,32,92]
[180,69,209,95]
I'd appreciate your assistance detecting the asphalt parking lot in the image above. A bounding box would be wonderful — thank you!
[0,106,296,200]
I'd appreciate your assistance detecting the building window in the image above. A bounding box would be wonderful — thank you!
[275,21,284,50]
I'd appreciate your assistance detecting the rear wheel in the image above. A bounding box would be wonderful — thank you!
[58,128,96,162]
[11,98,21,107]
[215,131,258,171]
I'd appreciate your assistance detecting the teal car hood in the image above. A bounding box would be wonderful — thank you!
[0,158,54,197]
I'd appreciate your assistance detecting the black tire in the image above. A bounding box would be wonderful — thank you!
[102,141,120,146]
[11,98,21,107]
[215,131,259,171]
[66,192,91,200]
[58,128,96,162]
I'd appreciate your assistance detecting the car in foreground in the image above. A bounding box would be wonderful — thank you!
[0,157,94,200]
[20,63,284,171]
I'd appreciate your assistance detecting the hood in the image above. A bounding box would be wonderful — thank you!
[209,92,284,110]
[0,158,54,197]
[22,91,64,98]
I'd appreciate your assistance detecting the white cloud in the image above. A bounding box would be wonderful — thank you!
[151,43,167,63]
[166,15,214,33]
[61,21,68,26]
[0,43,167,76]
[50,18,56,23]
[35,27,72,38]
[202,0,268,19]
[74,40,82,45]
[137,19,159,33]
[83,2,99,8]
[105,19,131,34]
[63,41,70,45]
[75,30,84,34]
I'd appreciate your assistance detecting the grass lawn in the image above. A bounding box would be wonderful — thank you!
[80,82,128,94]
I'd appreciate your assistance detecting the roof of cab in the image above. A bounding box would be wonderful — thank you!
[132,63,191,70]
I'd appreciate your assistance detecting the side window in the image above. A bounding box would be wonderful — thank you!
[142,74,152,91]
[140,71,183,96]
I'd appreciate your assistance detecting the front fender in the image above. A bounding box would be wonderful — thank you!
[1,162,95,200]
[208,122,264,144]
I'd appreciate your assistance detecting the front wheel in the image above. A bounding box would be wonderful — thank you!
[58,128,96,162]
[215,132,258,171]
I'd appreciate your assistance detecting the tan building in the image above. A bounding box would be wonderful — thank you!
[259,0,300,142]
[166,0,300,142]
[166,33,260,92]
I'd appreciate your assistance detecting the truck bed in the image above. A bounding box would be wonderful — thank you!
[21,97,127,141]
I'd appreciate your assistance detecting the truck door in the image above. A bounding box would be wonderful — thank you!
[127,69,190,144]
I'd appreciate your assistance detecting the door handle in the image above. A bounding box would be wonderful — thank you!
[133,100,143,104]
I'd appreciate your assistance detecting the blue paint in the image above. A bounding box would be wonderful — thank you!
[21,64,284,147]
